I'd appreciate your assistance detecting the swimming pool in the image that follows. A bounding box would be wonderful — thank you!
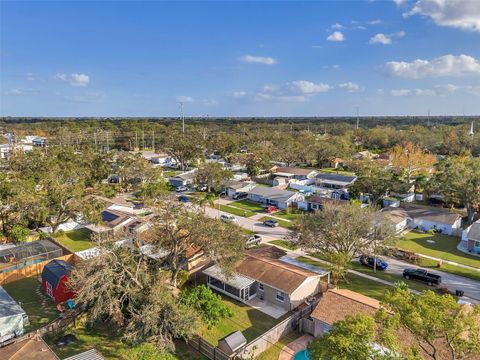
[294,349,310,360]
[0,258,48,273]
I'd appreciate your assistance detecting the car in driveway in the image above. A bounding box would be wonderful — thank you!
[232,192,248,200]
[178,195,190,203]
[175,185,189,192]
[264,205,279,213]
[359,255,388,271]
[220,214,238,223]
[403,268,442,286]
[196,184,208,191]
[246,234,262,248]
[263,219,279,227]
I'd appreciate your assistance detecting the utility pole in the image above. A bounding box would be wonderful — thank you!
[356,106,360,130]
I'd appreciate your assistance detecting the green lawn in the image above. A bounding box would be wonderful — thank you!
[229,199,265,212]
[200,296,287,344]
[339,273,392,301]
[274,210,303,221]
[218,204,256,217]
[255,332,302,360]
[54,228,95,252]
[416,257,480,282]
[45,318,205,360]
[395,231,480,269]
[260,216,293,229]
[3,276,58,332]
[269,239,300,250]
[317,168,356,176]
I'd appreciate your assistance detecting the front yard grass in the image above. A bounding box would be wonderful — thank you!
[229,199,265,212]
[274,210,303,221]
[416,257,480,282]
[269,239,300,250]
[395,231,480,269]
[217,204,256,217]
[200,295,287,344]
[3,276,58,332]
[53,228,95,252]
[260,216,293,229]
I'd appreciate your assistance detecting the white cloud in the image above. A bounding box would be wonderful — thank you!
[338,82,363,92]
[288,80,331,94]
[327,31,345,41]
[6,89,24,96]
[176,95,194,103]
[232,91,247,98]
[369,31,405,45]
[331,23,344,29]
[393,0,408,5]
[239,55,277,65]
[55,73,90,87]
[368,19,383,25]
[370,33,392,45]
[390,89,412,96]
[332,64,341,69]
[376,89,385,95]
[384,54,480,78]
[26,72,34,81]
[405,0,480,32]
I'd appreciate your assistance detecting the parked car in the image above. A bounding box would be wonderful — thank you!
[178,195,190,203]
[403,268,442,286]
[359,255,388,271]
[220,214,238,223]
[196,184,208,192]
[264,205,278,213]
[175,185,189,192]
[263,219,279,227]
[233,192,248,200]
[246,234,262,248]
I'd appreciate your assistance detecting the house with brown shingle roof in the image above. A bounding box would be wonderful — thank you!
[203,246,330,316]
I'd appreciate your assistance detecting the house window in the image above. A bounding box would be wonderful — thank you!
[475,241,480,248]
[276,291,285,302]
[258,283,264,291]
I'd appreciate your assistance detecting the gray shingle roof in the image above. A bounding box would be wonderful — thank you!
[64,349,104,360]
[248,186,298,202]
[0,286,26,319]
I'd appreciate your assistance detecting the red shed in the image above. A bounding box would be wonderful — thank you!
[41,259,74,303]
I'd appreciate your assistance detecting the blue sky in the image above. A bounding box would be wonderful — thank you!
[1,0,479,117]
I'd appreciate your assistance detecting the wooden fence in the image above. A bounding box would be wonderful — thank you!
[234,299,320,359]
[189,335,232,360]
[0,253,76,285]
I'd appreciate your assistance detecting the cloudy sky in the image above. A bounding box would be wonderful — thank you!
[1,0,479,117]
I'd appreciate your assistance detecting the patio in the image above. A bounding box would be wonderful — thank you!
[246,296,289,319]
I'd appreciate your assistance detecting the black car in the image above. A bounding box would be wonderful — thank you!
[403,268,442,286]
[263,219,279,227]
[233,192,248,200]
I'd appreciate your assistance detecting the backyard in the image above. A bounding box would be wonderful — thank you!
[53,228,95,252]
[255,332,302,360]
[45,317,206,360]
[3,276,58,332]
[200,295,287,344]
[395,231,480,269]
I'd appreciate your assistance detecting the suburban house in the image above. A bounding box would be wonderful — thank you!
[168,169,197,188]
[0,286,28,343]
[247,186,305,210]
[381,204,462,235]
[310,289,380,337]
[271,167,318,181]
[85,209,136,236]
[203,246,330,318]
[299,195,349,212]
[315,173,357,190]
[41,259,75,303]
[461,219,480,254]
[222,180,257,198]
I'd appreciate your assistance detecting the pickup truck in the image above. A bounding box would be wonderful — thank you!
[403,268,442,286]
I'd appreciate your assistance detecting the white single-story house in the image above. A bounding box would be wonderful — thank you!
[223,181,257,197]
[315,173,357,190]
[381,204,462,235]
[299,196,350,212]
[271,167,318,181]
[203,246,329,317]
[247,186,304,209]
[0,287,28,343]
[168,169,197,187]
[461,220,480,254]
